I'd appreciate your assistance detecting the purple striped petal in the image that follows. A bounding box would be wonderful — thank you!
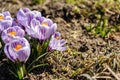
[16,47,30,62]
[4,44,16,62]
[3,11,11,17]
[41,18,53,26]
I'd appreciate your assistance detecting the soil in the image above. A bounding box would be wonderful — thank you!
[0,0,120,80]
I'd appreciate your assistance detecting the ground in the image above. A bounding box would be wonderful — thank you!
[0,0,120,80]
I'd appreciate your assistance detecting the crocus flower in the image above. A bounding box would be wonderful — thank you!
[38,18,57,40]
[0,11,12,33]
[27,17,57,40]
[4,38,30,62]
[1,26,25,43]
[49,32,67,51]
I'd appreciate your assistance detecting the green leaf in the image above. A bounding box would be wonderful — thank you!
[41,40,50,55]
[100,31,106,38]
[27,52,48,71]
[8,69,17,78]
[16,63,25,80]
[28,63,48,73]
[86,26,91,32]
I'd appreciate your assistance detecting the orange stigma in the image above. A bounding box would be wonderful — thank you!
[15,44,22,50]
[41,22,48,27]
[8,31,16,36]
[55,36,60,40]
[0,16,4,20]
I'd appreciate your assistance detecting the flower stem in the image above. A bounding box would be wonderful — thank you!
[41,40,50,55]
[17,63,26,80]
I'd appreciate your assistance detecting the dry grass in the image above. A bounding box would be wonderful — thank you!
[46,51,120,80]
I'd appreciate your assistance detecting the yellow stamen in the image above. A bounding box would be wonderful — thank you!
[15,44,22,50]
[0,16,4,20]
[67,48,71,53]
[41,22,48,27]
[8,31,16,36]
[55,36,60,40]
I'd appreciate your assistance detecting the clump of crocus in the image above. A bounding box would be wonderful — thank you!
[17,8,58,57]
[4,38,30,79]
[17,8,41,29]
[1,26,25,43]
[0,8,67,80]
[17,8,57,40]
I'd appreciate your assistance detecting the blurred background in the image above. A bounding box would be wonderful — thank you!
[1,0,120,79]
[1,0,120,53]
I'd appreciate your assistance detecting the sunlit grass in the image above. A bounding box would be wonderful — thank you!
[48,51,120,79]
[33,0,45,4]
